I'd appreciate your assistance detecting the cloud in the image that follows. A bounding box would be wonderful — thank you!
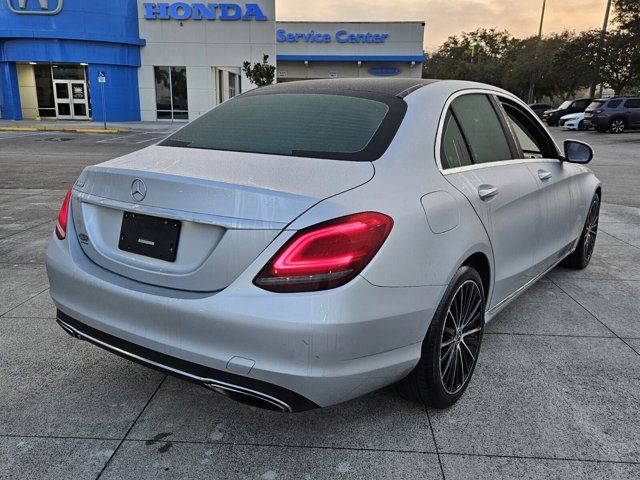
[277,0,607,50]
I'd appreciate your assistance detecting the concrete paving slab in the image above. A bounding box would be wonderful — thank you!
[0,317,164,438]
[428,335,640,463]
[627,339,640,355]
[127,376,436,453]
[600,223,640,249]
[440,454,640,480]
[3,289,55,318]
[0,188,51,196]
[487,279,614,337]
[549,279,640,339]
[100,442,443,480]
[0,264,49,316]
[0,193,61,239]
[0,436,117,480]
[0,222,53,264]
[0,192,38,205]
[595,231,629,247]
[600,203,640,225]
[548,244,640,281]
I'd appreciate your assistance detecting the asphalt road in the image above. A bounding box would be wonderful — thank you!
[0,125,639,479]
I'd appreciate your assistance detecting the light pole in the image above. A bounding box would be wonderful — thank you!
[469,39,478,63]
[590,0,613,98]
[527,0,547,104]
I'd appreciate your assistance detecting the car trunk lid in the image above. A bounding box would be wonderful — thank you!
[71,145,374,292]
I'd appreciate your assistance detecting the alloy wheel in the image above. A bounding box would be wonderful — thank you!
[610,120,625,134]
[440,280,483,395]
[583,198,600,262]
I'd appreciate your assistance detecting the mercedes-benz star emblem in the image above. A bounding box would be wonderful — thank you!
[131,179,147,202]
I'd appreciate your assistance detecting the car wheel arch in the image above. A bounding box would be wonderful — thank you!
[461,252,492,304]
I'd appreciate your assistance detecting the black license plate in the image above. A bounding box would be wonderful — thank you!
[118,212,181,262]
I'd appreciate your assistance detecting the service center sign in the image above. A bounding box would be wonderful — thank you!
[277,28,390,44]
[143,2,268,21]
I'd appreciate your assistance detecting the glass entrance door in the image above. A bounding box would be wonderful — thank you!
[54,80,90,120]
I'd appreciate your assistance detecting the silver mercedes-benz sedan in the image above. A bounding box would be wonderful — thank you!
[46,79,601,412]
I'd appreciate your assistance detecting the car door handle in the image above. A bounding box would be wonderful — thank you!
[478,186,499,201]
[538,169,553,181]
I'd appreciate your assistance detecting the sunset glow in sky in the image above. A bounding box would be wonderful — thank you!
[278,0,610,51]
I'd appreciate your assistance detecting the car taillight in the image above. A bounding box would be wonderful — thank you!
[55,187,73,240]
[588,109,604,114]
[254,212,394,293]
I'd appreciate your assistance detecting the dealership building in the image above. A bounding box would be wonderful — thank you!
[0,0,425,122]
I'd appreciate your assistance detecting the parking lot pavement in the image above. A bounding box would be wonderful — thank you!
[0,127,639,479]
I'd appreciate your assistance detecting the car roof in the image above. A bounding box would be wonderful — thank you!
[242,78,441,99]
[600,96,640,100]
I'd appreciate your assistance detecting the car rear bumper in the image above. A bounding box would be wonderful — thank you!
[583,116,608,128]
[46,217,444,409]
[56,310,319,412]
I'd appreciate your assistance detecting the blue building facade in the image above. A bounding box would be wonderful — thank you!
[0,2,425,122]
[0,0,144,121]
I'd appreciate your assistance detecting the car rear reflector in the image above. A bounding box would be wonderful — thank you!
[253,212,393,293]
[55,187,73,240]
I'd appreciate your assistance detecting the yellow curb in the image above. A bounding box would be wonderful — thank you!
[0,126,131,134]
[0,126,40,132]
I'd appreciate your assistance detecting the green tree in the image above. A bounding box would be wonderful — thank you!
[613,0,640,35]
[242,55,276,87]
[599,30,640,95]
[612,0,640,92]
[501,33,585,102]
[423,29,517,87]
[551,30,600,97]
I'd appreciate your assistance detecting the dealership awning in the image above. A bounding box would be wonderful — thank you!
[276,55,426,62]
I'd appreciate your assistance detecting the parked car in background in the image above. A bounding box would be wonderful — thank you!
[584,97,640,134]
[560,112,589,131]
[529,103,554,119]
[543,98,593,126]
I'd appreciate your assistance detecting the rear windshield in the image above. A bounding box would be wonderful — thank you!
[161,93,406,161]
[588,101,605,109]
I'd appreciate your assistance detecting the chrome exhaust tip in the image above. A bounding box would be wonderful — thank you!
[57,318,83,340]
[203,383,292,412]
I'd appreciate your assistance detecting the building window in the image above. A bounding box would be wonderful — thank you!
[34,65,55,118]
[228,72,238,98]
[154,66,188,120]
[213,68,241,105]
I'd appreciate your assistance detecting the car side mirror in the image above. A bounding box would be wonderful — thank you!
[563,140,593,164]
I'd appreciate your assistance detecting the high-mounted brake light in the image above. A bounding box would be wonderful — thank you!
[55,187,73,240]
[254,212,393,293]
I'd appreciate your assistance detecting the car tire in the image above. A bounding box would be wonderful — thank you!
[578,120,586,131]
[395,266,485,409]
[562,193,600,270]
[609,119,626,134]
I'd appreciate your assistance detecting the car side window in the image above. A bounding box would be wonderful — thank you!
[501,101,558,160]
[607,99,622,108]
[440,111,473,169]
[572,100,589,110]
[450,94,513,165]
[625,99,640,108]
[507,116,543,159]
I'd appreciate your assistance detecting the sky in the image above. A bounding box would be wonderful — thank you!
[278,0,610,52]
